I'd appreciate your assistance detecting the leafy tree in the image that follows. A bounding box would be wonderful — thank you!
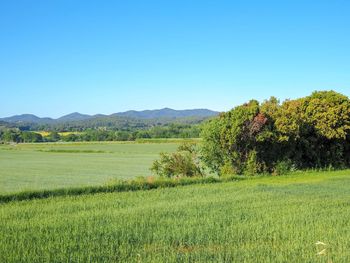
[2,129,22,143]
[200,114,226,174]
[61,134,80,142]
[21,131,43,143]
[303,91,350,140]
[46,131,61,142]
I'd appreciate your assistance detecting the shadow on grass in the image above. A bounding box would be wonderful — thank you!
[0,175,246,204]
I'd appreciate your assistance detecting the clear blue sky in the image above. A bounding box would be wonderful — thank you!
[1,0,349,118]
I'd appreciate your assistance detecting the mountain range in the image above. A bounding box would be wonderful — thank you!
[0,108,219,124]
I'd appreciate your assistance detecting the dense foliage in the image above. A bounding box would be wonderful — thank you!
[201,91,350,175]
[60,124,201,141]
[0,123,201,143]
[151,142,204,178]
[0,129,44,143]
[13,115,208,132]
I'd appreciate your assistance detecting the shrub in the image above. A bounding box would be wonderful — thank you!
[245,150,260,176]
[273,160,294,175]
[151,143,204,178]
[219,161,236,176]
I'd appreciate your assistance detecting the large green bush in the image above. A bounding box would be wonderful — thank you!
[201,90,350,175]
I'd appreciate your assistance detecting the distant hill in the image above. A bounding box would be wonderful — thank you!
[57,112,92,122]
[0,108,219,124]
[0,120,13,128]
[114,108,218,119]
[0,114,54,124]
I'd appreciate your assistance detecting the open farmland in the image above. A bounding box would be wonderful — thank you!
[1,170,350,262]
[0,141,179,194]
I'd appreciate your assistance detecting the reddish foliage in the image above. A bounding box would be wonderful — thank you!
[249,113,268,135]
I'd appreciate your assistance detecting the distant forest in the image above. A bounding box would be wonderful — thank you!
[0,116,208,143]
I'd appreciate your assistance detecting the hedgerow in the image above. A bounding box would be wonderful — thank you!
[201,90,350,175]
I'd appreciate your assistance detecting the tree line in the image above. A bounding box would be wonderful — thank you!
[201,90,350,175]
[15,116,208,132]
[152,91,350,177]
[0,123,201,143]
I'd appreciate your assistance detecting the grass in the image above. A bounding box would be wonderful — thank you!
[1,141,350,261]
[1,170,350,262]
[0,141,178,193]
[0,175,246,203]
[36,149,112,153]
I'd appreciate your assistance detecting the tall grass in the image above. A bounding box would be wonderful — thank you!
[1,170,350,262]
[0,175,245,203]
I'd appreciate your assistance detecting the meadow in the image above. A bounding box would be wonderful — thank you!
[0,141,179,193]
[1,141,350,262]
[1,170,350,262]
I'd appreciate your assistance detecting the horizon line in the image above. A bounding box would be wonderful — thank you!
[0,107,221,119]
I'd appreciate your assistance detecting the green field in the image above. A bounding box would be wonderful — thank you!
[1,142,350,262]
[1,170,350,262]
[0,142,178,193]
